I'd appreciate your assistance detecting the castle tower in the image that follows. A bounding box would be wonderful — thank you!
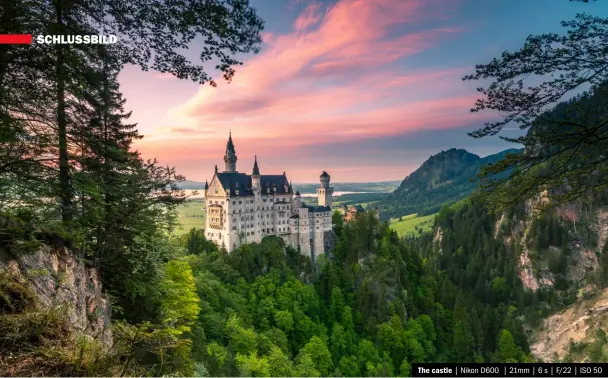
[223,132,237,172]
[293,189,301,211]
[317,171,333,207]
[252,155,261,189]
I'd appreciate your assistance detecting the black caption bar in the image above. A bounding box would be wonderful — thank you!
[412,363,607,377]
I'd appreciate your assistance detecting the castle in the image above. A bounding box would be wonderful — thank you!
[204,133,334,260]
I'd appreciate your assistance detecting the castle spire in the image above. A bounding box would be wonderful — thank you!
[223,132,237,172]
[204,180,209,189]
[252,155,260,176]
[226,131,235,153]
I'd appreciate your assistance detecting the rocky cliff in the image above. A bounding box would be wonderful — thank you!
[531,288,608,362]
[0,245,112,345]
[496,196,608,361]
[0,244,112,346]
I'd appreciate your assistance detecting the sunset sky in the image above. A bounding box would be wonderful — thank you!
[118,0,608,184]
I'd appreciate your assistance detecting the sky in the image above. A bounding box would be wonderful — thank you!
[117,0,608,184]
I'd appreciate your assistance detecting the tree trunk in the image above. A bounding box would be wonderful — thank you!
[55,0,72,224]
[0,0,14,109]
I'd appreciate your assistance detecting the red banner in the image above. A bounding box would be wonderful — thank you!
[0,34,33,44]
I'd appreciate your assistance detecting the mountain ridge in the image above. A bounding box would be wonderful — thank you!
[377,147,521,218]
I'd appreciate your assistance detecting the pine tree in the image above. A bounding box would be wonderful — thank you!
[496,329,519,363]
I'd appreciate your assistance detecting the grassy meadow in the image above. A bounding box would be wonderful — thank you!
[389,213,437,237]
[175,199,206,235]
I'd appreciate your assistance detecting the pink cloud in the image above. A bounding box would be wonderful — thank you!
[261,32,275,44]
[135,0,481,182]
[174,0,463,117]
[294,2,324,31]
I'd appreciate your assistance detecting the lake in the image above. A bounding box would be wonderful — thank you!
[184,190,371,199]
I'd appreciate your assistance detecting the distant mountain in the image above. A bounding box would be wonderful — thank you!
[377,148,520,218]
[178,179,401,193]
[179,180,208,189]
[293,181,400,195]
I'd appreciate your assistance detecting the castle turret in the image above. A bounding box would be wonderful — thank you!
[293,189,301,212]
[223,132,237,172]
[317,171,333,207]
[252,155,261,190]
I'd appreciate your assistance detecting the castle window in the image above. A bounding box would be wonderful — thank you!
[239,200,242,204]
[232,201,236,205]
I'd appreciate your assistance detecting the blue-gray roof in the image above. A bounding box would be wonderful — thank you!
[216,172,292,196]
[226,133,235,153]
[252,156,260,175]
[303,203,331,213]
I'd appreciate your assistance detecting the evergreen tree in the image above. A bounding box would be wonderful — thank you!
[495,329,519,363]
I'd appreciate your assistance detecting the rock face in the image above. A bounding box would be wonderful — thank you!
[502,197,608,292]
[496,196,608,362]
[531,288,608,362]
[0,245,112,346]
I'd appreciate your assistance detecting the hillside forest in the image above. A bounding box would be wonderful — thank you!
[1,0,608,376]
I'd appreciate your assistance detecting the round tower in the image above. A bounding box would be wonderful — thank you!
[320,171,330,188]
[317,171,333,207]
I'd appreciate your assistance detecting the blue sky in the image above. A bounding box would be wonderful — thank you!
[117,0,608,183]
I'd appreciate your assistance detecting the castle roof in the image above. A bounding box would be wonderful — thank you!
[290,203,331,218]
[303,203,331,213]
[215,172,292,197]
[350,204,364,212]
[320,171,330,179]
[261,175,290,193]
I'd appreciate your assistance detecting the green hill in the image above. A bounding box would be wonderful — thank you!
[377,148,520,218]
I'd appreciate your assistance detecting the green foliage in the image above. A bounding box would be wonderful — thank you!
[182,228,216,255]
[171,206,547,376]
[0,269,194,376]
[378,148,517,218]
[1,1,264,375]
[464,4,608,212]
[0,270,37,314]
[161,260,200,336]
[495,330,519,363]
[0,211,43,255]
[389,213,436,237]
